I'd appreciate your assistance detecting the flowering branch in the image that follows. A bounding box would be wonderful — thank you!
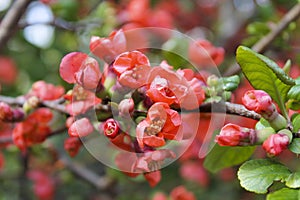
[0,0,33,50]
[224,2,300,76]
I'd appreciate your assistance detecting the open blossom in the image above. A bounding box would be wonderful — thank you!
[262,133,290,156]
[146,63,205,109]
[112,50,151,88]
[68,118,94,137]
[59,52,102,90]
[90,29,126,64]
[215,123,256,146]
[13,108,53,151]
[189,39,224,67]
[242,90,273,114]
[29,80,65,101]
[136,102,181,148]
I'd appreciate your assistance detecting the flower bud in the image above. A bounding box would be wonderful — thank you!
[215,123,256,146]
[68,118,94,137]
[64,137,82,157]
[102,118,120,139]
[262,131,291,156]
[119,98,134,117]
[242,90,273,114]
[23,96,40,114]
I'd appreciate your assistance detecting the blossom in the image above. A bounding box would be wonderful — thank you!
[29,80,65,101]
[102,118,120,139]
[136,102,181,148]
[170,185,196,200]
[0,56,18,85]
[59,52,88,84]
[27,170,55,200]
[90,29,126,64]
[12,108,53,151]
[118,98,134,117]
[188,39,224,67]
[242,90,273,114]
[215,123,256,146]
[68,118,94,137]
[146,64,205,109]
[112,50,151,88]
[262,133,290,156]
[64,137,82,157]
[179,161,209,187]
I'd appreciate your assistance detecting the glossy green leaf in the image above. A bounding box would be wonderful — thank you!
[222,75,240,91]
[267,188,300,200]
[288,138,300,154]
[286,172,300,188]
[292,114,300,132]
[204,145,256,173]
[238,159,291,194]
[236,46,295,118]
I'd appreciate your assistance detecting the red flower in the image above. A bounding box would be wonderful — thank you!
[68,118,94,137]
[215,123,255,146]
[64,137,82,157]
[262,133,290,156]
[179,161,209,187]
[29,80,65,101]
[146,64,205,109]
[27,170,55,200]
[242,90,273,114]
[188,39,224,67]
[136,102,181,148]
[112,51,151,88]
[90,29,126,64]
[74,57,102,90]
[0,56,18,85]
[152,192,168,200]
[59,52,88,84]
[12,108,53,151]
[0,152,4,171]
[102,118,120,139]
[144,171,161,187]
[170,185,196,200]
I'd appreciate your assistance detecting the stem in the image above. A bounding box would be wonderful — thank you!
[0,0,33,50]
[224,2,300,76]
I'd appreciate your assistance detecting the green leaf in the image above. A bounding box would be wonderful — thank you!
[267,188,300,200]
[287,85,300,101]
[286,172,300,188]
[238,159,291,194]
[292,114,300,132]
[236,46,295,118]
[204,145,256,173]
[222,75,240,91]
[288,138,300,154]
[255,118,271,130]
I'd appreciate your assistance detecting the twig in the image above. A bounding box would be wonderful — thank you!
[0,0,32,50]
[59,156,114,190]
[224,2,300,76]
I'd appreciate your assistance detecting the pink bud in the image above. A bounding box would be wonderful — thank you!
[262,133,290,156]
[68,118,94,137]
[103,118,120,139]
[118,98,134,116]
[74,57,102,90]
[215,123,256,146]
[242,90,273,114]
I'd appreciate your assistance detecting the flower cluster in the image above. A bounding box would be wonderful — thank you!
[56,28,222,187]
[215,90,292,156]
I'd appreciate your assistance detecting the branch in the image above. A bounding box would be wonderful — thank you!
[224,2,300,76]
[59,156,114,190]
[18,18,102,32]
[0,0,32,50]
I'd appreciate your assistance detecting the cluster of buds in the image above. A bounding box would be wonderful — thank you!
[216,90,292,156]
